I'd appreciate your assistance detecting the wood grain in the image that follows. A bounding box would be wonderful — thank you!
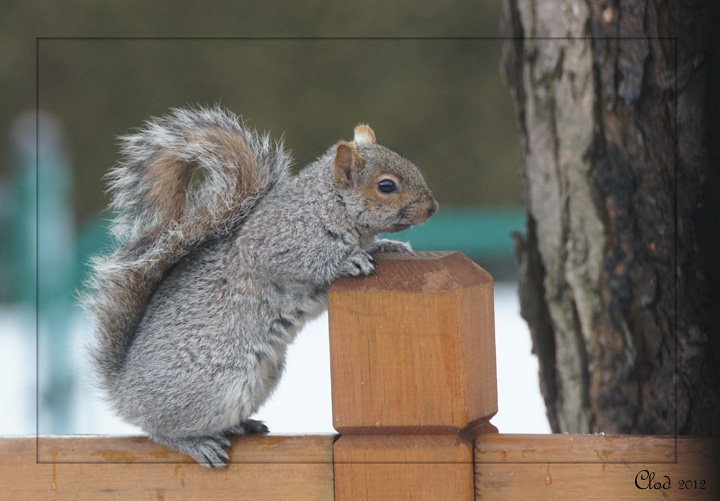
[475,434,719,500]
[35,434,331,464]
[1,435,334,500]
[328,251,497,435]
[334,434,474,501]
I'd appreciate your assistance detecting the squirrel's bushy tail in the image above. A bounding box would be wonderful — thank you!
[82,106,291,392]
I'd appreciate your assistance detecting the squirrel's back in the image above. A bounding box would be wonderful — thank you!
[82,106,292,392]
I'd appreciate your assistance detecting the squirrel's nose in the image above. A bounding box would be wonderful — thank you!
[426,199,439,219]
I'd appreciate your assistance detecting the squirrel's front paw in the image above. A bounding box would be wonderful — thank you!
[342,249,377,277]
[372,239,413,253]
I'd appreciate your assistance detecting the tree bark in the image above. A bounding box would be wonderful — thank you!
[501,0,719,435]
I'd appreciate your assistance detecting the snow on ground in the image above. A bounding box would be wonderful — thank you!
[0,282,550,436]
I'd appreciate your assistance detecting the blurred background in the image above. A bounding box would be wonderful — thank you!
[1,1,550,437]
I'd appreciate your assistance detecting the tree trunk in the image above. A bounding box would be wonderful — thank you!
[501,0,719,435]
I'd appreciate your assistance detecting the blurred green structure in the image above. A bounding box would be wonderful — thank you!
[9,111,76,433]
[391,207,524,278]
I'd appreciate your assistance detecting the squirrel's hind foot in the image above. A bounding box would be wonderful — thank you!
[224,419,270,436]
[152,433,231,468]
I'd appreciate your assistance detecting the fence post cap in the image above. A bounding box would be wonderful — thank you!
[330,251,492,295]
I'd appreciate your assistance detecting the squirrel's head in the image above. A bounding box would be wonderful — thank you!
[333,124,438,235]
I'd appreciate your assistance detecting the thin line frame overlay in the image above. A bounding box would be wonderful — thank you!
[34,36,680,466]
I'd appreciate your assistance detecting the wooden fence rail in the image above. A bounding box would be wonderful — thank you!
[1,252,717,499]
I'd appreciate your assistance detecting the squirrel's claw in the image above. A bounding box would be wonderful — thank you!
[224,419,269,436]
[343,249,377,277]
[152,433,231,468]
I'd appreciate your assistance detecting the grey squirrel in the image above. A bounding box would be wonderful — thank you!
[82,106,438,467]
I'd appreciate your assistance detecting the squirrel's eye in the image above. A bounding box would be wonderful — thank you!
[377,179,397,194]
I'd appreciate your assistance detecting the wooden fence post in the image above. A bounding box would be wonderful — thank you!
[328,251,497,500]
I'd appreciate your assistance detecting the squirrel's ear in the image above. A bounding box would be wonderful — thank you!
[353,124,376,145]
[334,141,364,189]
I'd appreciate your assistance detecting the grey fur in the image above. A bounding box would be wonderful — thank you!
[82,106,437,467]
